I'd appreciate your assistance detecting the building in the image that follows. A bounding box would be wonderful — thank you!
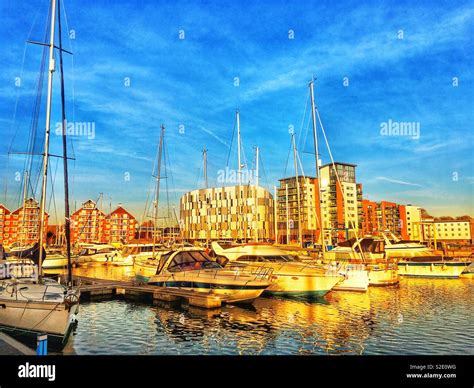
[360,200,403,237]
[70,199,107,244]
[399,205,422,240]
[421,219,472,244]
[1,198,49,247]
[276,176,321,244]
[180,185,274,241]
[360,199,378,235]
[105,205,137,243]
[319,162,362,242]
[0,204,10,246]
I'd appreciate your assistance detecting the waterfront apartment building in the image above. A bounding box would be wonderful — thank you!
[71,200,108,244]
[105,206,137,243]
[180,185,274,241]
[319,162,362,242]
[70,200,137,245]
[421,220,472,244]
[361,200,402,236]
[276,176,321,244]
[0,198,49,247]
[399,205,422,240]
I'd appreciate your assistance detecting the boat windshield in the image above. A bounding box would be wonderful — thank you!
[167,251,221,272]
[236,255,294,263]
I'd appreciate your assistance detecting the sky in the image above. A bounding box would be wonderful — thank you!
[0,0,473,224]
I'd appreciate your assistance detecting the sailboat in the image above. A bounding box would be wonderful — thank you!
[0,0,79,349]
[133,125,172,283]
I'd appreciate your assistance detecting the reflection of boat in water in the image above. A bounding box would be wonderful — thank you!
[147,248,272,304]
[382,233,470,278]
[325,237,399,287]
[212,242,342,298]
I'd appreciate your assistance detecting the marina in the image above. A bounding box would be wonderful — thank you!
[0,4,472,387]
[58,265,474,355]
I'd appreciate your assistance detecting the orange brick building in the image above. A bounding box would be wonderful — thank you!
[105,206,137,243]
[70,199,108,244]
[0,198,49,247]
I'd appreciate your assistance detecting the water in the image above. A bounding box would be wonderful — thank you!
[61,266,474,355]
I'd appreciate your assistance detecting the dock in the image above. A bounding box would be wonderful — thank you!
[0,332,35,355]
[62,275,228,309]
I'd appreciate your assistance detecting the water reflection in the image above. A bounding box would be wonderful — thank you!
[56,266,474,355]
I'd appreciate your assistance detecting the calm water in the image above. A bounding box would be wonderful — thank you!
[59,266,474,355]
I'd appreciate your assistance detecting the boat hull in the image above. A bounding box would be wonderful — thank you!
[0,300,77,349]
[264,274,341,297]
[332,267,369,292]
[398,261,470,278]
[368,268,400,286]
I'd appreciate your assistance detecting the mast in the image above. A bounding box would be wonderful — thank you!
[152,125,165,258]
[20,170,29,247]
[292,133,302,247]
[273,186,277,243]
[38,0,58,277]
[236,110,241,185]
[255,146,259,187]
[285,183,290,244]
[309,79,325,255]
[57,0,73,285]
[254,146,259,242]
[202,148,208,188]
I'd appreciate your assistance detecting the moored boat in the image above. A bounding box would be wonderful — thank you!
[212,241,342,298]
[382,234,471,278]
[147,248,272,304]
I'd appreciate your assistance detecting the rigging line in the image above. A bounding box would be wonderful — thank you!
[7,2,44,154]
[225,117,236,168]
[47,157,60,226]
[283,136,292,178]
[301,102,312,156]
[163,140,171,221]
[316,106,364,258]
[22,17,49,187]
[297,89,310,152]
[297,148,306,179]
[165,139,179,208]
[259,151,271,193]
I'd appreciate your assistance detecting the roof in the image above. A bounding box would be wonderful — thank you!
[320,162,357,168]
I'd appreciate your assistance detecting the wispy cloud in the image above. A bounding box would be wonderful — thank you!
[375,177,423,187]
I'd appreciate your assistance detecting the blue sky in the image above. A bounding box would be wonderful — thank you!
[1,0,473,223]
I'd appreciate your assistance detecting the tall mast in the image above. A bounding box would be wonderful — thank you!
[236,110,241,186]
[309,79,325,255]
[253,146,259,242]
[292,133,302,247]
[38,0,58,277]
[57,0,73,285]
[273,185,277,243]
[202,148,208,188]
[20,170,29,247]
[285,183,290,244]
[255,146,259,187]
[152,125,165,258]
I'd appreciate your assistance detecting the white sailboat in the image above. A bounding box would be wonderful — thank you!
[0,0,79,349]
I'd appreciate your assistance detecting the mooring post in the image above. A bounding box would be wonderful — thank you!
[36,334,48,356]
